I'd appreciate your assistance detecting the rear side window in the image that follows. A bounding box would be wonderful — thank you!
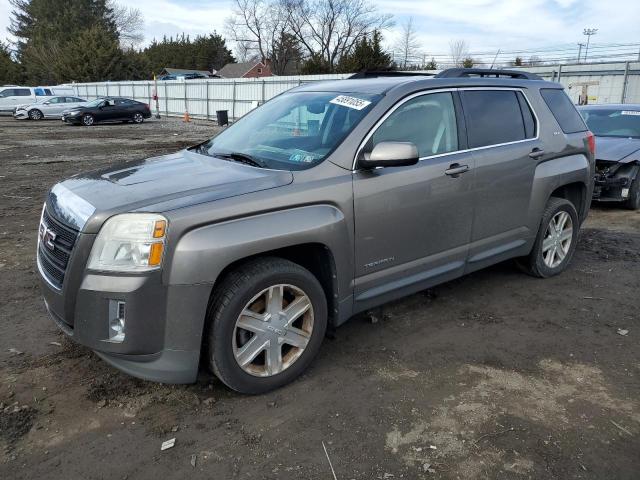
[16,89,31,96]
[516,92,536,138]
[540,88,587,134]
[462,90,529,148]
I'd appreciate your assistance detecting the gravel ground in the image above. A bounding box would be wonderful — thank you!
[0,116,639,480]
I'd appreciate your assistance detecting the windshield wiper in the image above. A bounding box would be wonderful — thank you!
[211,151,267,168]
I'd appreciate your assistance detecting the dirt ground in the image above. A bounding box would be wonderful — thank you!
[0,116,639,480]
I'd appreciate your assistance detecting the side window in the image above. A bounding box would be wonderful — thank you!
[370,92,458,158]
[540,88,587,134]
[462,90,526,148]
[16,88,32,97]
[516,92,536,139]
[48,97,61,104]
[0,89,14,97]
[44,89,53,95]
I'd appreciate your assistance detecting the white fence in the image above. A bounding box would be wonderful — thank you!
[69,74,351,122]
[68,62,640,123]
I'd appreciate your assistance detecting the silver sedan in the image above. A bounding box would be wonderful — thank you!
[14,96,87,120]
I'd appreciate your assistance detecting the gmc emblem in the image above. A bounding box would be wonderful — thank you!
[39,222,57,251]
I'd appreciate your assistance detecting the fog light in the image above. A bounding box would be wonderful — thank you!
[108,300,126,342]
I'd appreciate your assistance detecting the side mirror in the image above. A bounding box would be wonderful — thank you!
[43,101,50,105]
[359,141,419,169]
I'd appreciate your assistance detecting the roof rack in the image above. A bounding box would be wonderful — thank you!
[434,68,542,81]
[349,70,435,79]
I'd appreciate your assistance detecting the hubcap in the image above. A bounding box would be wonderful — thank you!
[542,211,573,268]
[233,284,313,377]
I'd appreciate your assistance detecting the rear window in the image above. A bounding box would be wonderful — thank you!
[540,88,587,134]
[461,90,527,148]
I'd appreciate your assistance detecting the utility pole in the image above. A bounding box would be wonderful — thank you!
[582,28,598,63]
[577,43,585,64]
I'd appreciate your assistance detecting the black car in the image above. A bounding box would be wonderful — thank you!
[579,104,640,209]
[62,97,152,126]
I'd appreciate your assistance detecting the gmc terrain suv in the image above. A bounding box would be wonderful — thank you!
[38,69,595,394]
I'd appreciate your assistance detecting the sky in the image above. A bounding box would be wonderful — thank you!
[1,0,639,63]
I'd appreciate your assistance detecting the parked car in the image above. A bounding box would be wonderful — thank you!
[61,97,152,126]
[37,68,594,393]
[0,85,75,114]
[13,96,87,120]
[578,104,640,209]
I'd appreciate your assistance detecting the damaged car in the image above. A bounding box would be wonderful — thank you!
[579,104,640,209]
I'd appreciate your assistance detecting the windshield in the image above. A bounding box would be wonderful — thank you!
[194,91,380,170]
[580,108,640,138]
[85,98,105,107]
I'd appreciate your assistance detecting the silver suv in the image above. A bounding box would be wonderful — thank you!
[37,69,595,393]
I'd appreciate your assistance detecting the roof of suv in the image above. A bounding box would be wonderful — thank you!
[296,69,561,96]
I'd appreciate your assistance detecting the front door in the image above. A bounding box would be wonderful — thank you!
[352,91,476,311]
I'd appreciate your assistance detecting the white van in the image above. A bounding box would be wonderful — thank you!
[0,85,75,113]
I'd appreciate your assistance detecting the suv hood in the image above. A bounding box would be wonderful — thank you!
[47,150,293,232]
[595,136,640,163]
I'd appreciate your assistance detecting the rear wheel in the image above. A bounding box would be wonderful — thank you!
[81,114,94,126]
[132,112,144,124]
[28,109,43,120]
[625,177,640,210]
[518,197,579,278]
[206,258,327,394]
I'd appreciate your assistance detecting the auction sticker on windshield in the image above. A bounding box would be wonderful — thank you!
[621,111,640,116]
[330,95,372,110]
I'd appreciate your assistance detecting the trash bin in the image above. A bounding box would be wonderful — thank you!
[216,110,229,126]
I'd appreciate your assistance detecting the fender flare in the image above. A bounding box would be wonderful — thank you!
[165,204,351,290]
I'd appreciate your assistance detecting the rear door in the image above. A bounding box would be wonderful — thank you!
[459,88,542,270]
[352,90,476,311]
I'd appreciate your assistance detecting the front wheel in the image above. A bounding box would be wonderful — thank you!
[206,258,327,394]
[518,197,579,278]
[625,177,640,210]
[29,109,43,120]
[81,114,94,126]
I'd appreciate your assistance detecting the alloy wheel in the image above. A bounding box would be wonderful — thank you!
[541,211,573,268]
[232,284,314,377]
[133,113,143,123]
[29,110,42,120]
[82,114,94,126]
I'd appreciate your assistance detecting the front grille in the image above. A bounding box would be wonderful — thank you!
[38,208,79,289]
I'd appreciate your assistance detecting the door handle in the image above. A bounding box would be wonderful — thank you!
[529,148,545,159]
[444,163,470,177]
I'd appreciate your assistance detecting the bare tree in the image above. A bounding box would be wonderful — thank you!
[108,1,144,49]
[449,39,469,67]
[225,0,299,74]
[527,55,542,66]
[284,0,393,71]
[394,17,421,69]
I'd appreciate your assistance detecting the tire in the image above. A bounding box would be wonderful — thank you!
[518,197,579,278]
[625,177,640,210]
[132,112,144,124]
[206,257,327,394]
[28,109,43,120]
[82,114,94,126]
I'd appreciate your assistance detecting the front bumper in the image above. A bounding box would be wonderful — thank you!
[13,110,28,119]
[39,233,211,384]
[593,162,639,202]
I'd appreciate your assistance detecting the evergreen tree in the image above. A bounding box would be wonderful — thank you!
[143,33,234,75]
[9,0,119,83]
[0,43,23,84]
[335,31,392,73]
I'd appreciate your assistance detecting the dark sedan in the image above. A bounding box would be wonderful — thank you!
[579,104,640,209]
[62,97,152,126]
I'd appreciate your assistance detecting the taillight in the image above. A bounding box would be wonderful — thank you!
[586,131,596,156]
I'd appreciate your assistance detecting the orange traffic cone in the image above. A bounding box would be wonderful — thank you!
[183,111,190,123]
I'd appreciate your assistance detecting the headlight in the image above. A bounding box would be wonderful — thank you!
[67,110,80,116]
[88,213,167,272]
